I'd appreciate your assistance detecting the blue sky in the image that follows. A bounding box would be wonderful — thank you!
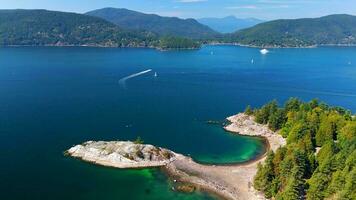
[1,0,356,20]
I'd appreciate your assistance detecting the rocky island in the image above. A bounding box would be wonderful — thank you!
[66,141,178,169]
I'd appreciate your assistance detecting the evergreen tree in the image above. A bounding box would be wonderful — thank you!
[244,105,253,115]
[253,151,276,198]
[268,108,286,131]
[316,141,338,165]
[252,98,355,200]
[285,97,302,112]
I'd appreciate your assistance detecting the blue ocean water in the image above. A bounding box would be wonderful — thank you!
[0,45,355,200]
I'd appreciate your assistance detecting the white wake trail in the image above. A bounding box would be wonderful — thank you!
[119,69,152,89]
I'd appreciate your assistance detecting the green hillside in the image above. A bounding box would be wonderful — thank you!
[229,14,356,47]
[0,9,157,47]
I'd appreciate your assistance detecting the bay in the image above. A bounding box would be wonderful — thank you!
[0,45,355,199]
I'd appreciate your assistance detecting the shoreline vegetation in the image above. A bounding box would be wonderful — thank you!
[4,41,356,51]
[249,99,355,200]
[66,98,355,200]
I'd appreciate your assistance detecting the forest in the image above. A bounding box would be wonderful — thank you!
[246,98,355,199]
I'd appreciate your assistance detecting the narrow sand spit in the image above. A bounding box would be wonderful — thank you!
[66,113,286,200]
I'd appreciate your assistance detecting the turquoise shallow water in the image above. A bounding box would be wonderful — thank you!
[1,46,356,199]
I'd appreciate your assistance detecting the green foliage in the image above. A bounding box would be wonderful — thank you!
[316,141,338,165]
[158,36,200,50]
[253,100,286,131]
[86,8,219,39]
[0,9,201,50]
[285,98,302,112]
[338,121,356,147]
[134,136,144,144]
[278,166,305,200]
[287,122,309,144]
[268,108,286,131]
[0,9,160,47]
[244,105,253,115]
[228,14,356,47]
[315,112,344,146]
[252,98,356,200]
[255,100,278,124]
[254,151,276,198]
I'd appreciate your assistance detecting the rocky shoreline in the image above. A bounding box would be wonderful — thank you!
[66,113,286,200]
[224,113,286,151]
[66,141,178,169]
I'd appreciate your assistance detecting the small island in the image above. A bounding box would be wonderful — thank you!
[66,141,178,169]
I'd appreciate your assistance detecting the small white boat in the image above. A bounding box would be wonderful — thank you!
[260,49,269,55]
[251,59,254,64]
[154,72,158,77]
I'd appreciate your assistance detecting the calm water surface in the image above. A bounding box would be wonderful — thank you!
[1,46,356,200]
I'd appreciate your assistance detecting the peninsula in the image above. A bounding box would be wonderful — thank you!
[66,113,286,200]
[66,98,356,199]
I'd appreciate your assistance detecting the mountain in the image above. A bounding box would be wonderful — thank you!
[197,16,264,33]
[230,14,356,47]
[0,9,158,47]
[86,8,219,39]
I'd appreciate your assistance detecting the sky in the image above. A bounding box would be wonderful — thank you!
[0,0,356,20]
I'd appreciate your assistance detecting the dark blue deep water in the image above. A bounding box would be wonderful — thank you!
[0,46,355,200]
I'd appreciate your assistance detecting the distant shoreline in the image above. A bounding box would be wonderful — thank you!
[205,42,356,49]
[2,43,356,50]
[0,44,200,51]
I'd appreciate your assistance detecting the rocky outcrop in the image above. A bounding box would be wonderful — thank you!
[225,113,286,152]
[66,141,176,168]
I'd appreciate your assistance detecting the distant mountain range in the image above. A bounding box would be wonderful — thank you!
[229,14,356,47]
[86,8,219,39]
[197,16,264,33]
[0,9,355,49]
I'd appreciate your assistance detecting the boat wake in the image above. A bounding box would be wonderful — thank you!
[119,69,152,89]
